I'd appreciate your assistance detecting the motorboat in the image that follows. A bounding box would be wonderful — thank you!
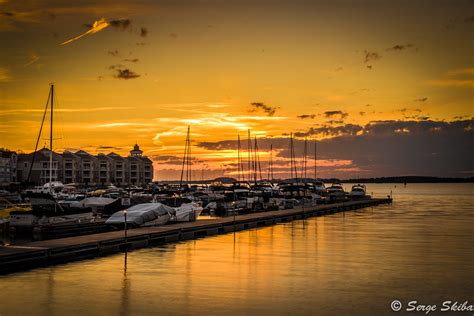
[0,199,31,228]
[10,192,94,229]
[349,184,367,199]
[105,202,173,227]
[327,183,346,202]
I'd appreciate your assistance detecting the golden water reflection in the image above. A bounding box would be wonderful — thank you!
[0,184,473,315]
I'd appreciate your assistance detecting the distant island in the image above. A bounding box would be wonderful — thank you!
[339,176,474,183]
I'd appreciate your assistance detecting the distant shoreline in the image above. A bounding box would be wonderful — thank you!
[156,176,474,184]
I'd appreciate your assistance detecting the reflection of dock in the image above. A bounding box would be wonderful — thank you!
[0,198,391,275]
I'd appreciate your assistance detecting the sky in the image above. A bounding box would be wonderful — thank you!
[0,0,473,180]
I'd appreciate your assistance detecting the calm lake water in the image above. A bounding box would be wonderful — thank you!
[1,183,473,315]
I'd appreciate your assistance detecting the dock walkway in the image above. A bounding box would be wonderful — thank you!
[0,198,391,275]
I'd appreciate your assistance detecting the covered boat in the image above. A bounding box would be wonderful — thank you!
[172,202,203,222]
[105,203,173,227]
[68,197,123,216]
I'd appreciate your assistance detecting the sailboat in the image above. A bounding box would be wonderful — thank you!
[10,84,94,231]
[167,126,203,222]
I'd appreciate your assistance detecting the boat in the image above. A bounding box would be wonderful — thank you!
[327,183,346,202]
[172,202,203,222]
[9,192,94,229]
[0,199,31,228]
[349,184,367,199]
[105,202,173,227]
[68,196,123,216]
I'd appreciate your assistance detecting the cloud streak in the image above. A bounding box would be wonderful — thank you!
[61,18,110,45]
[24,52,39,67]
[61,18,133,45]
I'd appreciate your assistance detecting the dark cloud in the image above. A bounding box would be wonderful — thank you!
[109,64,123,70]
[326,120,344,125]
[97,145,121,150]
[364,50,381,64]
[108,50,119,57]
[414,97,428,102]
[109,19,131,30]
[297,114,316,119]
[115,68,140,80]
[386,44,415,51]
[249,102,278,116]
[295,124,363,138]
[197,119,474,177]
[359,112,366,116]
[140,27,148,37]
[169,33,178,39]
[123,58,139,63]
[324,110,348,119]
[366,65,373,70]
[464,15,474,23]
[1,12,15,17]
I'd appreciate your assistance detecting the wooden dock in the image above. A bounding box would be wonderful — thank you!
[0,198,391,275]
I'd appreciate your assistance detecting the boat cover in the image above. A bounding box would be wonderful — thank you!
[106,203,174,225]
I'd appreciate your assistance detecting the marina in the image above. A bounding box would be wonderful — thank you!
[1,1,472,314]
[0,197,391,275]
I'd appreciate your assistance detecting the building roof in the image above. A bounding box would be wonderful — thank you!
[0,150,16,158]
[107,152,126,161]
[17,148,62,162]
[74,150,97,159]
[96,153,112,161]
[62,151,80,159]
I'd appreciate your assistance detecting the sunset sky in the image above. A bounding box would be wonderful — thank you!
[1,0,473,180]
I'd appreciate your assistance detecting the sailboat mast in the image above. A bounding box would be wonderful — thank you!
[247,129,251,183]
[292,133,298,181]
[290,133,293,179]
[270,144,273,180]
[188,127,191,183]
[49,84,54,188]
[237,134,241,181]
[303,137,307,181]
[314,139,317,180]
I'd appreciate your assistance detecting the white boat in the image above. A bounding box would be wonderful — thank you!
[105,203,173,227]
[172,202,203,222]
[327,183,346,202]
[349,184,367,198]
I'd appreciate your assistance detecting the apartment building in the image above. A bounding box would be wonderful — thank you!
[10,144,153,186]
[0,150,17,186]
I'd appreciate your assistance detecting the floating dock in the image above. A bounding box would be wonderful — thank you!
[0,198,391,275]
